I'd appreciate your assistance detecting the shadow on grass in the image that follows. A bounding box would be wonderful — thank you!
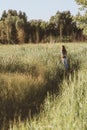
[0,58,81,129]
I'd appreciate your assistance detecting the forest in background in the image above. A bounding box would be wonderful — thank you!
[0,9,86,44]
[0,0,87,44]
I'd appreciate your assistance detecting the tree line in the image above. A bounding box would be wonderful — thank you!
[0,9,86,44]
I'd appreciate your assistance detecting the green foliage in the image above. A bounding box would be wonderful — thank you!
[75,0,87,8]
[0,10,27,44]
[0,9,84,44]
[75,0,87,36]
[50,11,73,42]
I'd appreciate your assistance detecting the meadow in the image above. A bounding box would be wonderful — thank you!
[0,43,87,130]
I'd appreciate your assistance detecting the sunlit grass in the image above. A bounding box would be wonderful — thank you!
[0,43,87,129]
[10,70,87,130]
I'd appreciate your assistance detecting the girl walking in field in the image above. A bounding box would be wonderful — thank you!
[61,45,68,70]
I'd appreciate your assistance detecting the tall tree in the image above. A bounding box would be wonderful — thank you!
[50,11,73,42]
[75,0,87,35]
[0,20,6,43]
[34,20,41,43]
[5,14,14,43]
[40,21,48,42]
[75,0,87,8]
[16,18,25,43]
[1,10,7,20]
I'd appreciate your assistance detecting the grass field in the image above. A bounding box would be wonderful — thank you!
[0,43,87,130]
[11,70,87,130]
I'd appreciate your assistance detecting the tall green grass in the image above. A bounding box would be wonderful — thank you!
[10,70,87,130]
[9,42,87,130]
[10,71,87,130]
[0,43,87,129]
[0,43,86,73]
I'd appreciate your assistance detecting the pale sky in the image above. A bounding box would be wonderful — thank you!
[0,0,79,21]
